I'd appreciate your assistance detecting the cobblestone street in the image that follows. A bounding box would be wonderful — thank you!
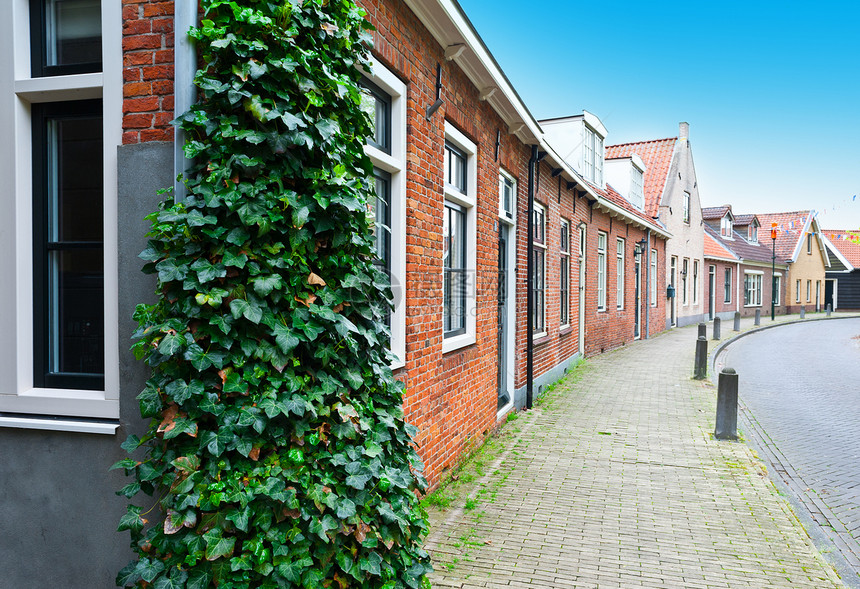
[718,316,860,586]
[425,316,848,588]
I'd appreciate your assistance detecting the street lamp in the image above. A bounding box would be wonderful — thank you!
[771,222,777,321]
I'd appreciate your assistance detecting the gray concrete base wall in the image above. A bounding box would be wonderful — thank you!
[514,352,582,409]
[0,142,172,588]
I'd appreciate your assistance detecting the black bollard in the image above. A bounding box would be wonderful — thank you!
[715,368,739,440]
[694,335,708,380]
[698,322,707,339]
[733,311,741,332]
[712,317,721,340]
[827,304,832,317]
[800,306,805,319]
[754,309,761,326]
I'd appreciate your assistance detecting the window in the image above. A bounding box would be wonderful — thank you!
[499,172,515,221]
[597,232,607,311]
[796,279,801,303]
[682,258,689,305]
[749,224,758,243]
[532,203,546,335]
[443,202,467,337]
[744,272,763,307]
[773,274,781,306]
[560,219,570,327]
[442,122,477,352]
[807,233,813,254]
[630,167,644,210]
[683,191,691,224]
[33,100,104,391]
[807,279,812,302]
[650,249,658,307]
[30,0,102,77]
[816,280,821,307]
[616,238,625,309]
[692,260,699,305]
[721,215,733,237]
[724,268,732,303]
[583,125,603,185]
[362,61,406,367]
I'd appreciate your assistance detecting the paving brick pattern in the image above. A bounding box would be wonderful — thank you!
[718,317,860,585]
[426,318,846,588]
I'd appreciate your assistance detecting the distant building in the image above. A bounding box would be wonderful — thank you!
[821,231,860,310]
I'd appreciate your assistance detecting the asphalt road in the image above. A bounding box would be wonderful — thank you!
[718,317,860,585]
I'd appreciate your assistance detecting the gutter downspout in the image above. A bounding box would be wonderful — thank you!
[736,261,741,313]
[526,145,537,410]
[174,2,197,197]
[644,230,651,338]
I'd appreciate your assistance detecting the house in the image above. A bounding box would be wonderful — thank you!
[0,0,671,584]
[702,206,789,319]
[606,123,706,328]
[756,211,830,313]
[821,230,860,310]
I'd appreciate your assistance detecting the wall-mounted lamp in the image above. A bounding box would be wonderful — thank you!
[425,63,443,120]
[633,236,648,257]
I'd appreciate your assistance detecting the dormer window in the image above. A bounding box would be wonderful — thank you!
[721,215,733,237]
[583,125,603,185]
[748,224,758,242]
[630,166,644,210]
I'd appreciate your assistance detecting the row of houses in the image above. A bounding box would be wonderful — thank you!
[1,0,858,585]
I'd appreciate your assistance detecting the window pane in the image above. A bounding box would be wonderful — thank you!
[41,0,102,71]
[371,169,391,265]
[446,144,466,193]
[49,116,103,241]
[360,81,390,153]
[49,249,104,374]
[444,204,467,336]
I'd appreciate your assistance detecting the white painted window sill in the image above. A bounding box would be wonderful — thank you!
[442,332,476,354]
[0,414,120,435]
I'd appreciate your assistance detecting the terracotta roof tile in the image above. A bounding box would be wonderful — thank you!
[822,229,860,266]
[605,138,676,219]
[704,224,782,264]
[703,229,738,260]
[756,211,812,262]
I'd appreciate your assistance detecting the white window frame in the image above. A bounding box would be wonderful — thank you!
[362,60,407,369]
[773,273,782,306]
[796,279,801,303]
[650,249,657,307]
[630,167,644,211]
[616,238,625,309]
[499,169,515,222]
[724,267,732,304]
[683,191,691,224]
[583,125,603,185]
[682,258,689,305]
[807,279,812,302]
[0,0,121,430]
[721,215,733,238]
[692,260,699,305]
[744,270,764,307]
[442,121,477,353]
[597,232,607,311]
[531,202,547,338]
[560,218,570,328]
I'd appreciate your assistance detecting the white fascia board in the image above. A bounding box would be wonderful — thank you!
[704,254,739,263]
[811,217,831,268]
[403,0,542,143]
[582,110,608,138]
[821,234,854,271]
[630,153,646,173]
[788,212,813,262]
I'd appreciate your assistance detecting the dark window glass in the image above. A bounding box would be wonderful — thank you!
[33,100,104,390]
[371,168,392,327]
[360,79,391,154]
[445,143,467,194]
[443,202,467,337]
[31,0,102,77]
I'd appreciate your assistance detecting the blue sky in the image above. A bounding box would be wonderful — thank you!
[457,0,860,231]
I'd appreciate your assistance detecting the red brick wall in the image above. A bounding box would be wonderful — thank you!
[122,0,175,144]
[704,260,738,316]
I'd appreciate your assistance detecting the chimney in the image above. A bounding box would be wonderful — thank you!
[679,122,689,141]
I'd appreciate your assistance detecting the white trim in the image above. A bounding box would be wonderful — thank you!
[616,238,625,310]
[0,415,119,434]
[744,269,765,275]
[0,0,121,419]
[531,201,547,338]
[362,60,407,369]
[442,121,477,353]
[821,233,854,271]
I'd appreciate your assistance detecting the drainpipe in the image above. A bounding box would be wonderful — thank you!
[174,2,197,197]
[736,261,741,313]
[644,230,651,338]
[526,145,537,409]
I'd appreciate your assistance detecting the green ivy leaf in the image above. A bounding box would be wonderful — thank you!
[186,569,213,589]
[230,299,263,324]
[136,558,166,583]
[158,332,186,356]
[204,529,237,561]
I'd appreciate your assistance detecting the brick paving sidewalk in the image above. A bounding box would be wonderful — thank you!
[424,316,846,588]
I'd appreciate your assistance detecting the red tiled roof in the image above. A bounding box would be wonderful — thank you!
[704,224,782,264]
[822,229,860,266]
[702,205,731,220]
[756,211,812,261]
[733,214,757,227]
[587,180,667,234]
[703,230,738,261]
[605,138,676,219]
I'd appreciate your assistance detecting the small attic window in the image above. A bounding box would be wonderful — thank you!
[721,215,733,238]
[583,125,603,185]
[749,224,757,242]
[630,166,644,210]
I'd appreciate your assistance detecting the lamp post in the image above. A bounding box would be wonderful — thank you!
[771,222,777,321]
